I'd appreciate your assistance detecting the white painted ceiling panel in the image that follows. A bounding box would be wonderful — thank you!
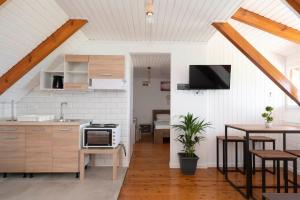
[132,53,170,79]
[242,0,300,30]
[55,0,243,42]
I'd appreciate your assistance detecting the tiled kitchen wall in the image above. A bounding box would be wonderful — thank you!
[17,88,129,166]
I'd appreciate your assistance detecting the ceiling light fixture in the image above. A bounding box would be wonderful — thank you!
[142,66,152,86]
[145,0,154,24]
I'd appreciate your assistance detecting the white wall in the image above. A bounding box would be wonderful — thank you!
[283,52,300,158]
[133,77,170,125]
[170,32,286,168]
[0,0,87,117]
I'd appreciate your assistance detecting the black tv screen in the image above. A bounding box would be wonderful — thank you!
[189,65,231,89]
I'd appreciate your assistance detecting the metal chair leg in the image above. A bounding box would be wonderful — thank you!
[277,160,281,193]
[273,141,276,174]
[293,159,298,193]
[252,141,256,174]
[262,159,266,200]
[284,161,288,193]
[235,141,238,171]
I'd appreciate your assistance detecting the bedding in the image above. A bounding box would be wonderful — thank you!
[154,121,170,129]
[156,114,170,122]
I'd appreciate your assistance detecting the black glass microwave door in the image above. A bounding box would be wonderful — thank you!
[86,130,112,146]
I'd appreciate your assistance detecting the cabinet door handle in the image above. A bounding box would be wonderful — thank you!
[58,129,71,131]
[101,74,113,76]
[31,128,45,132]
[4,137,18,140]
[0,128,18,132]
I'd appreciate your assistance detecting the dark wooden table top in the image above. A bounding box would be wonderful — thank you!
[263,193,300,200]
[226,124,300,133]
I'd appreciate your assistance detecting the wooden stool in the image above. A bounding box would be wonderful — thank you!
[249,136,276,174]
[79,145,122,181]
[216,136,245,174]
[250,150,298,199]
[285,150,300,187]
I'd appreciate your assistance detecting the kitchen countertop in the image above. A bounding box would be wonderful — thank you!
[0,119,91,126]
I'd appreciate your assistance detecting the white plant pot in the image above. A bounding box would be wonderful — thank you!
[265,122,272,128]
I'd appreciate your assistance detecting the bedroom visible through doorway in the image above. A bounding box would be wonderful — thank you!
[131,53,171,145]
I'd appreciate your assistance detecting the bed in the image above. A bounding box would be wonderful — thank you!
[152,110,170,144]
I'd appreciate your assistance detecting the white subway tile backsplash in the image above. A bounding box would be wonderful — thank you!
[16,88,129,167]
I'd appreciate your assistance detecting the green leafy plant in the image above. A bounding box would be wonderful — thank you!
[173,113,211,157]
[261,106,274,123]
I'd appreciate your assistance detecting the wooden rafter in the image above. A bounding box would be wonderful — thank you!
[212,22,300,106]
[232,8,300,44]
[0,19,87,95]
[286,0,300,15]
[0,0,7,6]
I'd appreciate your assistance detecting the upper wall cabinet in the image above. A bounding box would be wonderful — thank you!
[40,54,126,91]
[89,55,125,79]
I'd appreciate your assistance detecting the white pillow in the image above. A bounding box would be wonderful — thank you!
[156,114,170,122]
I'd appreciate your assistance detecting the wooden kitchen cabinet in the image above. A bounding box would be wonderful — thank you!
[89,55,125,79]
[52,126,79,172]
[0,126,25,172]
[0,124,80,174]
[25,126,52,172]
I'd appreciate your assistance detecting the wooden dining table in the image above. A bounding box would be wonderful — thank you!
[224,124,300,199]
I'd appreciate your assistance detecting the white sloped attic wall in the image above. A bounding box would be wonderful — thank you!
[0,0,88,117]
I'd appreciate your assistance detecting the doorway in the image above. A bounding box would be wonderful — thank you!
[131,53,171,144]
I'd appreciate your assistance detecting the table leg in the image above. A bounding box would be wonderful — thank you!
[80,151,85,181]
[245,132,252,198]
[283,133,286,151]
[113,148,119,180]
[224,126,228,179]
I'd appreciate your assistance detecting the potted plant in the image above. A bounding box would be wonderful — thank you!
[173,113,211,175]
[262,106,274,128]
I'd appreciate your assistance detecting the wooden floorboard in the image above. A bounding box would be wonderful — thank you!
[119,143,300,200]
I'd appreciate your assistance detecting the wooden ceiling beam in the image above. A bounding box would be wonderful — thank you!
[232,8,300,44]
[286,0,300,15]
[0,0,7,6]
[212,22,300,106]
[0,19,87,95]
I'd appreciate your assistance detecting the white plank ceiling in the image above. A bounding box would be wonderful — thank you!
[55,0,243,42]
[131,53,170,79]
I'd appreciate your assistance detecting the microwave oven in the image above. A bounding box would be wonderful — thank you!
[82,124,121,148]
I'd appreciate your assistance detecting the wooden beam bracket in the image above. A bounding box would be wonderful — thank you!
[212,22,300,106]
[232,8,300,44]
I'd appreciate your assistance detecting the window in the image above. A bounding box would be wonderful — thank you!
[286,66,300,108]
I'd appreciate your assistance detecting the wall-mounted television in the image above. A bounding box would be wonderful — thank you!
[189,65,231,89]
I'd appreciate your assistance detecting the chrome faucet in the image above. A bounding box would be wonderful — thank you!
[59,102,68,122]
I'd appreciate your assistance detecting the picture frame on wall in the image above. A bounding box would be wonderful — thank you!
[160,81,170,91]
